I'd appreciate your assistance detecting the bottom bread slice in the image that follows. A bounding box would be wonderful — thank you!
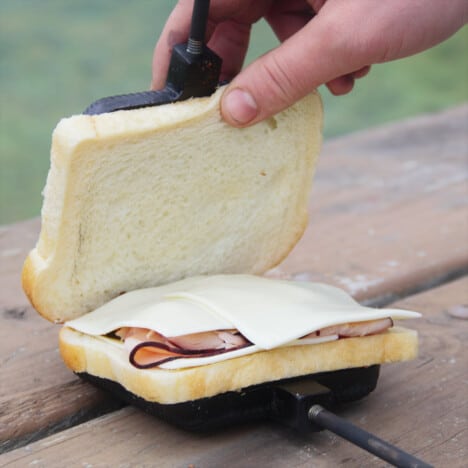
[59,326,418,405]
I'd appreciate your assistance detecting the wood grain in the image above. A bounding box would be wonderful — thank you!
[0,380,123,453]
[1,105,467,452]
[2,277,465,467]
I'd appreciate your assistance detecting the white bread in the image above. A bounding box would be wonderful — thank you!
[60,325,418,404]
[23,87,323,323]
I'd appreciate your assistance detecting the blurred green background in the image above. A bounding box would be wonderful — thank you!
[1,1,467,224]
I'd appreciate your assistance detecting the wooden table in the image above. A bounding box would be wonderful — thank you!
[1,105,467,467]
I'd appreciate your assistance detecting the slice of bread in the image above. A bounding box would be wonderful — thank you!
[60,326,418,404]
[22,87,323,323]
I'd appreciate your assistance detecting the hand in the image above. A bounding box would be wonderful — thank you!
[152,0,467,127]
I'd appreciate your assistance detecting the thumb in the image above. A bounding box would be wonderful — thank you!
[221,15,365,127]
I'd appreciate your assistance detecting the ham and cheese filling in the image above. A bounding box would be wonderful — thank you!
[114,317,393,369]
[66,275,420,370]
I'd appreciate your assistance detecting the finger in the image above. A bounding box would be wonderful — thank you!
[309,0,326,12]
[325,65,370,95]
[325,75,354,95]
[207,20,251,82]
[265,1,314,42]
[152,1,194,90]
[353,65,371,79]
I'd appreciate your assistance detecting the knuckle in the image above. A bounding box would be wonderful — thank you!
[259,54,297,107]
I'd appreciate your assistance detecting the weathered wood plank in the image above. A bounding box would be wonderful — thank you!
[0,380,123,453]
[0,225,123,453]
[277,104,468,302]
[323,276,468,467]
[2,277,465,467]
[1,105,467,450]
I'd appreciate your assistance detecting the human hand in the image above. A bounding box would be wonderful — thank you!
[152,0,467,127]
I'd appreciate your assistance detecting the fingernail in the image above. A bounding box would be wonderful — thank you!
[223,88,258,125]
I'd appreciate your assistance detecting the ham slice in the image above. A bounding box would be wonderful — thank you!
[169,330,247,350]
[317,317,393,337]
[116,328,251,369]
[116,317,393,369]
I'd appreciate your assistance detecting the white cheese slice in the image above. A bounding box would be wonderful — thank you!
[66,274,420,352]
[66,294,232,337]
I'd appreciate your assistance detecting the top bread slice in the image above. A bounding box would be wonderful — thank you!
[23,86,323,323]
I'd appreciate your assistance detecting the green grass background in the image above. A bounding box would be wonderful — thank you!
[1,1,467,224]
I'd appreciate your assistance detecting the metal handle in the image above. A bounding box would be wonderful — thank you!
[308,405,433,468]
[187,0,210,55]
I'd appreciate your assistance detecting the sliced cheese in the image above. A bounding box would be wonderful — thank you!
[66,274,420,352]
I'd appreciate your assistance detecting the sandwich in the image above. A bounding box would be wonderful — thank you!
[60,274,418,405]
[22,86,419,424]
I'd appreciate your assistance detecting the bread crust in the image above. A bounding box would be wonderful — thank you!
[21,254,36,314]
[21,253,50,322]
[60,326,417,404]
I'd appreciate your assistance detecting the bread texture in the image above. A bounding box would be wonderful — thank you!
[23,87,322,323]
[60,326,418,404]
